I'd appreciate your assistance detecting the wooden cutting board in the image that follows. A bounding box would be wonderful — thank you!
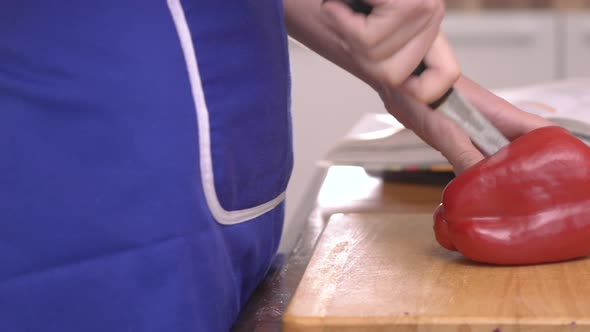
[283,213,590,331]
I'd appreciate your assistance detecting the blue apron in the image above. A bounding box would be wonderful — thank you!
[0,1,293,331]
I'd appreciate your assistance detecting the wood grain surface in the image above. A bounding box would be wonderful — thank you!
[283,213,590,331]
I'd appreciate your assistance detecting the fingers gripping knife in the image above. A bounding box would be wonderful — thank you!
[340,0,510,156]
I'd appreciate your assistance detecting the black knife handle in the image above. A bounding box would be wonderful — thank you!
[342,0,372,15]
[342,0,452,109]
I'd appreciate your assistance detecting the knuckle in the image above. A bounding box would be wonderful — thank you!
[416,0,440,14]
[410,81,440,104]
[404,79,428,100]
[414,90,432,104]
[385,72,405,87]
[351,44,373,61]
[433,5,445,24]
[439,64,461,89]
[433,0,446,14]
[448,66,461,83]
[358,37,373,53]
[412,0,445,24]
[361,32,380,49]
[356,34,381,54]
[349,36,374,58]
[449,69,461,85]
[455,149,480,169]
[365,48,384,62]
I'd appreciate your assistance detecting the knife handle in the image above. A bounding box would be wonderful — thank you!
[342,0,372,14]
[341,0,452,109]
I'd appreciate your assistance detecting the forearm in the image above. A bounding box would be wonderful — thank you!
[283,0,376,89]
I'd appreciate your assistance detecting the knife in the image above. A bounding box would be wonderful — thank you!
[339,0,510,156]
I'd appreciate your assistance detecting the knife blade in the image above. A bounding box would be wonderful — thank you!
[339,0,510,156]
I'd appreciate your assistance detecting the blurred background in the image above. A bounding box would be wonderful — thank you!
[281,0,590,251]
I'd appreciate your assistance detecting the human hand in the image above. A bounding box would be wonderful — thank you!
[379,76,554,174]
[320,0,460,104]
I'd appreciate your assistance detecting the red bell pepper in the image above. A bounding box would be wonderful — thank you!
[434,126,590,265]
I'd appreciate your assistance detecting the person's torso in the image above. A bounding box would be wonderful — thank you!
[0,1,292,331]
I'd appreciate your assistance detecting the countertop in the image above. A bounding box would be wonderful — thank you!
[231,166,446,331]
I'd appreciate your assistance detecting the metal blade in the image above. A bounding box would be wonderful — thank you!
[438,90,510,156]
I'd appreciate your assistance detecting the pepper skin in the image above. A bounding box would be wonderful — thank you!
[434,126,590,265]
